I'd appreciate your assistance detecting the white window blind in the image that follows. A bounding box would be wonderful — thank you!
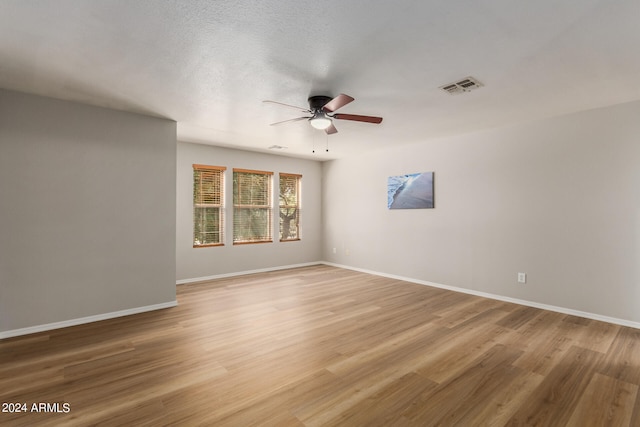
[233,169,273,244]
[279,173,301,241]
[193,164,225,247]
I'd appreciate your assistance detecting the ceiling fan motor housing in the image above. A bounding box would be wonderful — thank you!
[308,95,333,111]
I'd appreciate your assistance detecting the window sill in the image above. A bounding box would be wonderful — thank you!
[233,240,273,245]
[193,243,225,248]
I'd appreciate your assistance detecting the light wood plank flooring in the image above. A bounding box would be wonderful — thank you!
[1,265,639,426]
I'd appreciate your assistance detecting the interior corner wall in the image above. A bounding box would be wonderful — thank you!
[176,142,322,281]
[322,100,640,324]
[0,89,177,334]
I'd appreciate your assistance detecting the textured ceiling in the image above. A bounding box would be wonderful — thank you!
[1,0,639,160]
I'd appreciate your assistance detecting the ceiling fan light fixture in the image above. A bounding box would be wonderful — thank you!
[309,113,332,130]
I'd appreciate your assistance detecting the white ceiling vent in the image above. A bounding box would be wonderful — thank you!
[439,76,484,95]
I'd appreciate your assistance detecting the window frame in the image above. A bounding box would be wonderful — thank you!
[233,168,273,245]
[279,173,301,242]
[193,164,226,248]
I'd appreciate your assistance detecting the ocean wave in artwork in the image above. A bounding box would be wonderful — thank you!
[387,172,434,209]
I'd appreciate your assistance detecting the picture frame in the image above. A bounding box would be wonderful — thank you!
[387,172,434,209]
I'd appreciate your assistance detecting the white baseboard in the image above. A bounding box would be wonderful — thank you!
[0,301,178,340]
[176,261,323,285]
[322,261,640,330]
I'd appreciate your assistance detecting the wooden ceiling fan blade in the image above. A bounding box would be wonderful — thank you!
[325,123,338,135]
[322,93,354,112]
[333,113,383,124]
[263,100,310,113]
[269,116,310,126]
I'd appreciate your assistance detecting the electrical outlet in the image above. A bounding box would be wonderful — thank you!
[518,273,527,284]
[332,247,336,254]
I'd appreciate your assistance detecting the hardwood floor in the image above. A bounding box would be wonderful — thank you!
[1,265,639,426]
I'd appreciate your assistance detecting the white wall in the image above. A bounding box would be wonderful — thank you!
[3,89,638,335]
[322,100,640,324]
[176,142,322,281]
[0,90,177,335]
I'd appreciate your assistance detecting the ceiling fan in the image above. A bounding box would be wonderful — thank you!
[263,93,383,134]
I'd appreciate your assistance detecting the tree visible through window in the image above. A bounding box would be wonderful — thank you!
[233,169,273,244]
[193,164,225,247]
[279,173,301,241]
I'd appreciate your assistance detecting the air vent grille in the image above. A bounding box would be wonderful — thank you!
[440,76,484,95]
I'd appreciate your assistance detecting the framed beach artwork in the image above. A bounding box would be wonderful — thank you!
[387,172,434,209]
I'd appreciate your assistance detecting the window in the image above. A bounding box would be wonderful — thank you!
[233,169,273,244]
[279,173,301,241]
[193,164,225,247]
